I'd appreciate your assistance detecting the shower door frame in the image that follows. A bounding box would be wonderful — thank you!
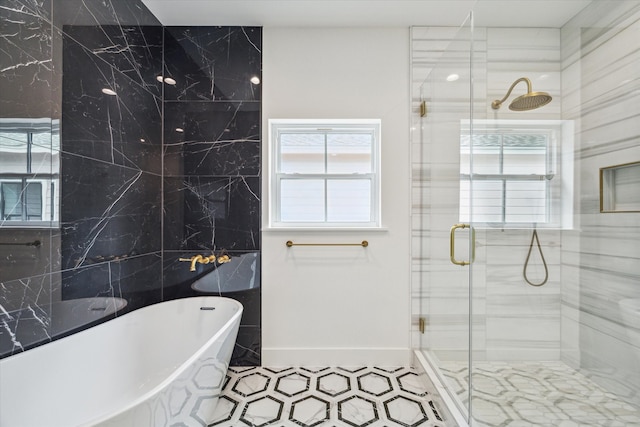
[416,11,477,425]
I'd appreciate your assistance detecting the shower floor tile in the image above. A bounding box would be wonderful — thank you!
[439,360,640,427]
[212,366,455,426]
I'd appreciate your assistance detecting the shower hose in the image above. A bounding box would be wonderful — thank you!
[523,229,549,287]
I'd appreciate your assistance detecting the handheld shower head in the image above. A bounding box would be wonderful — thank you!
[491,77,552,111]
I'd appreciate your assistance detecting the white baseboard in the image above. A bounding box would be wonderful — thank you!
[262,347,411,367]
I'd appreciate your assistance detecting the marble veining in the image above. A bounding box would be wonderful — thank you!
[63,25,163,97]
[0,0,55,118]
[439,360,640,427]
[214,366,452,427]
[62,34,162,173]
[163,176,260,251]
[163,26,262,101]
[164,101,261,177]
[1,0,262,366]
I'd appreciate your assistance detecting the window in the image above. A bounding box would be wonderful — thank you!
[459,121,571,228]
[269,119,381,228]
[0,119,59,227]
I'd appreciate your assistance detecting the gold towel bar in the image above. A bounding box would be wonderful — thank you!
[286,240,368,248]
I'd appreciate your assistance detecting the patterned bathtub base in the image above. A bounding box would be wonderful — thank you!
[211,366,453,426]
[439,360,640,427]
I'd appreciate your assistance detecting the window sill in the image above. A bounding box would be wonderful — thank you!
[262,226,389,232]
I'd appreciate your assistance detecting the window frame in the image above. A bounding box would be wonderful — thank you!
[459,120,568,229]
[0,119,60,228]
[268,119,382,229]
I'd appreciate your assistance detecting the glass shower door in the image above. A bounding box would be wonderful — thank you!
[417,13,474,422]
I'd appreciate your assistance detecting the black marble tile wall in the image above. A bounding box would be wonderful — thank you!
[164,101,261,176]
[59,153,162,269]
[61,34,163,173]
[163,176,260,251]
[61,253,162,305]
[163,27,262,102]
[1,0,262,366]
[57,14,164,350]
[0,0,163,358]
[1,0,57,356]
[0,0,55,119]
[63,25,163,97]
[163,26,262,365]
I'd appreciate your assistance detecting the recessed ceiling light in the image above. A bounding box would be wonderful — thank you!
[156,75,164,82]
[175,128,184,133]
[250,76,260,85]
[140,138,146,143]
[446,74,459,82]
[164,77,177,85]
[101,88,117,96]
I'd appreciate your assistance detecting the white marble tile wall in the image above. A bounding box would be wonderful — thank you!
[560,0,640,407]
[410,25,468,355]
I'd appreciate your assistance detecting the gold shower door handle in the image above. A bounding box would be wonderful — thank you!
[450,223,475,266]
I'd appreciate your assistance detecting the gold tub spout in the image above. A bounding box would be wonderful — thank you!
[189,255,203,271]
[178,255,204,272]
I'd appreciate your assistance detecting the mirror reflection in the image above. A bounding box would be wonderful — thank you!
[0,119,59,227]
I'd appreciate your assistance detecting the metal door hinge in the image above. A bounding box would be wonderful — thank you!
[420,101,427,117]
[419,317,426,334]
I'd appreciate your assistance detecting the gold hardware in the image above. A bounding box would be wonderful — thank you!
[419,101,427,117]
[179,253,231,272]
[599,160,640,213]
[491,77,552,111]
[449,223,475,266]
[419,317,426,334]
[286,240,368,247]
[190,255,203,271]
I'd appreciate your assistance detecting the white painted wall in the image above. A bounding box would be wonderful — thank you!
[261,27,411,366]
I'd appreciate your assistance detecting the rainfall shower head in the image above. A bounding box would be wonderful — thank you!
[491,77,552,111]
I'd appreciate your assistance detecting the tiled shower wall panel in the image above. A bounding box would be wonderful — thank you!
[561,1,640,407]
[0,0,163,357]
[162,26,262,366]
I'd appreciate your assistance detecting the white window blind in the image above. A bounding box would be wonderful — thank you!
[460,127,560,226]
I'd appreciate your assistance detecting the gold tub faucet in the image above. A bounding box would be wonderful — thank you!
[179,253,229,272]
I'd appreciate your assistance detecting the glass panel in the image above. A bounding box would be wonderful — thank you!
[461,180,504,223]
[326,179,371,222]
[505,181,546,222]
[326,133,372,174]
[279,133,325,174]
[1,182,23,220]
[502,134,547,174]
[280,179,325,222]
[31,132,52,149]
[25,181,43,220]
[463,133,501,174]
[415,12,473,423]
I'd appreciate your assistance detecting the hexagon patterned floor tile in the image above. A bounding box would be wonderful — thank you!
[439,360,640,427]
[211,366,452,426]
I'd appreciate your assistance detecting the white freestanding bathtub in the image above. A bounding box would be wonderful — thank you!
[0,296,242,427]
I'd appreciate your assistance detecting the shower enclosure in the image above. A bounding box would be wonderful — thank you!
[412,1,640,425]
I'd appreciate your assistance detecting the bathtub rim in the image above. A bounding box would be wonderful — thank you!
[0,296,243,427]
[79,296,242,426]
